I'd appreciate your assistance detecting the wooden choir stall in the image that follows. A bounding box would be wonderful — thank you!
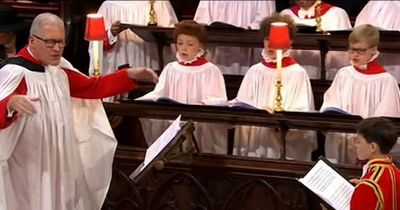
[4,1,400,210]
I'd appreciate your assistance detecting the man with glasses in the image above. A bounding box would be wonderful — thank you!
[0,13,158,210]
[320,24,400,164]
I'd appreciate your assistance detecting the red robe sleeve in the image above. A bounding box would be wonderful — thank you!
[0,79,28,129]
[350,182,380,210]
[103,30,115,51]
[64,68,136,99]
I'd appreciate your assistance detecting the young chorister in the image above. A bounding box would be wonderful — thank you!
[320,24,400,164]
[232,14,316,161]
[137,20,228,154]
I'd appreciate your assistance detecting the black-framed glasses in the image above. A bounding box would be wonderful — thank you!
[348,47,371,55]
[32,34,66,48]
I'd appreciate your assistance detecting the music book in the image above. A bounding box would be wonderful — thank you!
[226,100,260,110]
[321,107,352,115]
[208,21,245,30]
[297,157,355,210]
[156,97,182,104]
[136,96,182,104]
[129,115,182,182]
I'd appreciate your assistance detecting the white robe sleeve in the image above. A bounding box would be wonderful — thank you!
[355,1,400,30]
[136,63,170,101]
[284,68,315,111]
[248,1,276,29]
[155,1,179,27]
[0,65,25,159]
[319,69,344,112]
[373,77,400,117]
[202,64,227,105]
[322,7,352,30]
[234,67,256,105]
[193,1,213,25]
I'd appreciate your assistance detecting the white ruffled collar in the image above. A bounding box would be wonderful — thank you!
[261,49,291,63]
[351,51,380,70]
[298,2,318,19]
[176,49,206,65]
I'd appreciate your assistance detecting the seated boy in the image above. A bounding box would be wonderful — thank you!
[320,24,400,164]
[137,20,228,154]
[350,117,400,210]
[232,14,316,161]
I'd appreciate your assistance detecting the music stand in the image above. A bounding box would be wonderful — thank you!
[129,120,198,183]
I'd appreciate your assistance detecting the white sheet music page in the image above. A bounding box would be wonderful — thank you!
[298,159,355,210]
[141,115,182,171]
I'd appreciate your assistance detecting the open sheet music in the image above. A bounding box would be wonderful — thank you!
[129,115,181,180]
[298,158,355,210]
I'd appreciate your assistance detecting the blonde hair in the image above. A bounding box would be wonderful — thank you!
[348,24,379,47]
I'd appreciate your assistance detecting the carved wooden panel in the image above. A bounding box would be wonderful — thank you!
[103,147,361,210]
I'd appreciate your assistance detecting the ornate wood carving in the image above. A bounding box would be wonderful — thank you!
[103,147,361,210]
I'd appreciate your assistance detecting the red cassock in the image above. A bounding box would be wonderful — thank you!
[350,158,400,210]
[0,47,136,129]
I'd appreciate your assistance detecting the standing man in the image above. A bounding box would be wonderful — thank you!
[0,13,158,210]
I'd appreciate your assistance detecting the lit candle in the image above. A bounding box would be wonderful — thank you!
[93,40,99,76]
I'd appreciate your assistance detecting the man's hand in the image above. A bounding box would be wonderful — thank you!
[8,95,39,116]
[127,67,158,84]
[110,21,122,37]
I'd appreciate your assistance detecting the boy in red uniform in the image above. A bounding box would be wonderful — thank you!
[350,117,400,210]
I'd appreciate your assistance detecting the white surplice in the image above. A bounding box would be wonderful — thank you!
[320,65,400,164]
[355,1,400,30]
[194,1,276,75]
[232,61,316,161]
[137,60,228,154]
[281,3,352,80]
[93,1,178,74]
[355,1,400,83]
[0,58,117,210]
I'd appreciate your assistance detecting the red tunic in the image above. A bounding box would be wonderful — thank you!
[0,47,136,129]
[350,158,400,210]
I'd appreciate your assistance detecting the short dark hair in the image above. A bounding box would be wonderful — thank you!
[357,117,398,154]
[259,13,297,40]
[173,20,207,45]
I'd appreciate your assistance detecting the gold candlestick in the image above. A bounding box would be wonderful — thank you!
[275,49,283,112]
[315,0,322,32]
[148,0,158,26]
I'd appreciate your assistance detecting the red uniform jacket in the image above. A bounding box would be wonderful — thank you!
[351,158,400,210]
